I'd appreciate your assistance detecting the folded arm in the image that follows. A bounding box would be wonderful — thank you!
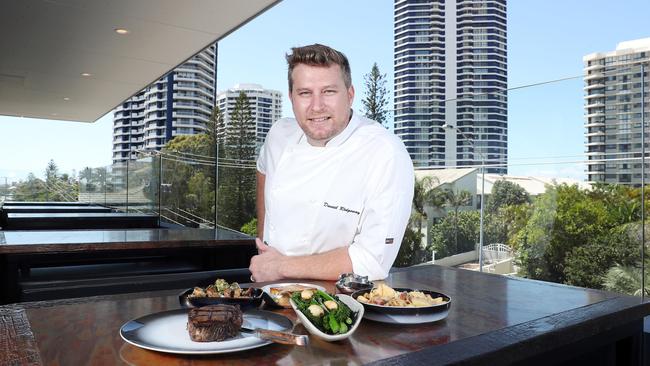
[249,239,352,281]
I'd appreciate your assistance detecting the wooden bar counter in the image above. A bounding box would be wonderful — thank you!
[0,264,648,365]
[0,228,255,304]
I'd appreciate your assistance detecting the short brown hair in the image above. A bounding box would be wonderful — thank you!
[286,44,352,92]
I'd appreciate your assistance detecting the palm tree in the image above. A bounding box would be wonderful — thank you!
[603,263,649,297]
[443,189,473,254]
[396,176,447,265]
[413,176,450,235]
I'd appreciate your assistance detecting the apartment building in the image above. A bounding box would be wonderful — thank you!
[216,83,282,149]
[584,38,650,186]
[394,0,508,173]
[112,44,217,163]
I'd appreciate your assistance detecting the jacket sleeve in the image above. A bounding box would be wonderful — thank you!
[347,143,414,280]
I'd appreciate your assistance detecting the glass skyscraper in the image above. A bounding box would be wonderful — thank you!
[584,38,650,186]
[112,44,217,163]
[394,0,507,173]
[216,83,283,152]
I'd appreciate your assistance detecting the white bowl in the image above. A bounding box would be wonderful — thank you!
[290,294,364,342]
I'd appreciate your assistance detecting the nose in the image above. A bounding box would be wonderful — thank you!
[310,93,325,112]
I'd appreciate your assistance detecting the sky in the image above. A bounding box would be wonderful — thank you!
[1,0,649,182]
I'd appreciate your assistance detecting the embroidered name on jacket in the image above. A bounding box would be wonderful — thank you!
[323,202,360,215]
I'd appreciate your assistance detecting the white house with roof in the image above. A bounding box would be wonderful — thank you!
[414,168,591,246]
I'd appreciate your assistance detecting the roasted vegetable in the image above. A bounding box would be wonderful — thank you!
[189,279,252,299]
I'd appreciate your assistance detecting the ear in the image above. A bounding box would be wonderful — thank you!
[347,85,355,105]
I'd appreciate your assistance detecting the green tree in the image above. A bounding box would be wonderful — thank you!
[442,189,472,254]
[603,261,649,297]
[240,218,257,237]
[362,63,389,127]
[486,180,530,214]
[158,101,257,230]
[430,211,480,259]
[44,159,58,201]
[45,159,58,182]
[395,218,426,267]
[79,167,97,192]
[206,106,226,178]
[484,202,531,248]
[217,91,257,230]
[13,173,47,201]
[13,161,78,202]
[590,183,640,223]
[162,134,214,226]
[515,183,643,287]
[396,176,447,267]
[410,176,444,239]
[187,171,215,221]
[564,223,639,288]
[514,185,560,280]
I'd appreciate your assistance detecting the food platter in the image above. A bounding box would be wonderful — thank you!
[120,309,292,354]
[178,287,264,310]
[261,282,326,308]
[351,288,451,324]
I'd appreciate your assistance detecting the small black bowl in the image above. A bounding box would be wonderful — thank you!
[178,286,264,311]
[351,287,451,320]
[335,273,374,295]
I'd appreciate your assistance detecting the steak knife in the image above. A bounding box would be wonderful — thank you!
[240,326,309,346]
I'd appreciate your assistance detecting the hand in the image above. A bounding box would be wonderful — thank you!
[249,238,286,282]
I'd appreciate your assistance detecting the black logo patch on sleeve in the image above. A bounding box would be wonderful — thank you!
[385,238,394,244]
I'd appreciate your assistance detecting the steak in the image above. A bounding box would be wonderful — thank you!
[187,304,243,342]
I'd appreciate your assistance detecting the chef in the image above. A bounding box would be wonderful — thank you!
[249,44,414,282]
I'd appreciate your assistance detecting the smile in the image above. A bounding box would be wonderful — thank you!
[309,116,330,122]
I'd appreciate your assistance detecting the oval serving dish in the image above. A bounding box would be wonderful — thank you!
[351,288,451,324]
[290,294,364,342]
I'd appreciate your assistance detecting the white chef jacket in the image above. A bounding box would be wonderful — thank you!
[257,111,414,280]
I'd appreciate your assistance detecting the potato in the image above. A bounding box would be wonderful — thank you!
[301,289,314,300]
[308,304,324,317]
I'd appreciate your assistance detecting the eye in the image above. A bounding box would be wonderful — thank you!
[298,91,311,96]
[323,89,337,95]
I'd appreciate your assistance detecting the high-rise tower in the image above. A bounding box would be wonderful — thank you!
[394,0,507,173]
[584,38,650,186]
[112,44,217,163]
[216,83,283,151]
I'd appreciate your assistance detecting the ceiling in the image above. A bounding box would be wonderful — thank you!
[0,0,279,123]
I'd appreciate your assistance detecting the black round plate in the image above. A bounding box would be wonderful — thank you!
[178,287,264,311]
[351,287,451,316]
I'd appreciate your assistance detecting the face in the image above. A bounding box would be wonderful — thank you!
[289,64,354,147]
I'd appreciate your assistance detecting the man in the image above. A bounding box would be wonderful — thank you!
[250,44,413,282]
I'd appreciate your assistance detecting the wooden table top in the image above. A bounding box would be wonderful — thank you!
[1,264,648,366]
[0,228,252,254]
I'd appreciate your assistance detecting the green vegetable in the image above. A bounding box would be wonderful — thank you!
[290,290,356,335]
[215,279,229,292]
[328,314,340,333]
